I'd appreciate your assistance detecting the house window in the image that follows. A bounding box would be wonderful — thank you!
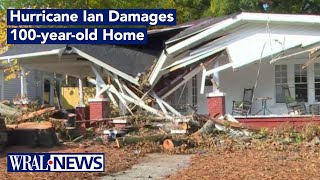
[275,65,287,103]
[192,76,197,106]
[314,63,320,102]
[294,64,308,102]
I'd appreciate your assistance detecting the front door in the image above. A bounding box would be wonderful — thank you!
[43,78,61,106]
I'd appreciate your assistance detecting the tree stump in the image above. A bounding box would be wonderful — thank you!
[0,117,8,152]
[7,121,59,147]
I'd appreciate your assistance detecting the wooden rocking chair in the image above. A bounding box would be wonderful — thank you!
[283,85,307,115]
[232,87,254,116]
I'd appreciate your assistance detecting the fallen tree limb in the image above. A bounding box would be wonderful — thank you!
[194,120,215,135]
[0,102,21,117]
[116,135,170,147]
[17,107,56,123]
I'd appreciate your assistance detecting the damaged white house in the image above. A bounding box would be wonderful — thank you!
[1,12,320,128]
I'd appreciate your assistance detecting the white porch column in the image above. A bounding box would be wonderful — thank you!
[20,67,27,97]
[90,65,102,98]
[212,61,220,93]
[78,77,84,106]
[49,78,54,105]
[95,76,101,97]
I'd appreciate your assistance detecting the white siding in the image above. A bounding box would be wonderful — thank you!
[3,70,53,102]
[3,77,21,101]
[190,22,320,115]
[214,54,313,115]
[26,70,42,101]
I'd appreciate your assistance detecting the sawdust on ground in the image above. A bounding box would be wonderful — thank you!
[167,148,320,180]
[0,144,139,180]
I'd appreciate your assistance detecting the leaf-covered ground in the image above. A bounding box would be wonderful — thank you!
[167,147,320,180]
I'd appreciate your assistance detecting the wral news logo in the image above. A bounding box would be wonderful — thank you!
[7,153,104,172]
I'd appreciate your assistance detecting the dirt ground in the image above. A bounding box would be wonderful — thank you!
[0,144,139,180]
[167,148,320,180]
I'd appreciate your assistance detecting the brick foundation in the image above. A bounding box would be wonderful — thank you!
[237,116,320,130]
[207,92,226,118]
[75,106,90,133]
[89,98,109,123]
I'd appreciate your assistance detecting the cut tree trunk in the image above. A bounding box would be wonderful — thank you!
[7,121,59,147]
[0,117,8,152]
[116,135,169,147]
[163,139,176,151]
[162,138,196,151]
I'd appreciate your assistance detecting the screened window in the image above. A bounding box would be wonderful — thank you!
[314,63,320,102]
[295,64,308,102]
[192,76,198,106]
[275,65,288,103]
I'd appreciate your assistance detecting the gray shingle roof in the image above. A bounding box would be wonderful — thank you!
[0,44,158,77]
[0,44,66,56]
[71,44,158,77]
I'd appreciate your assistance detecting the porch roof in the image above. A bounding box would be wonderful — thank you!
[0,23,193,85]
[0,44,159,84]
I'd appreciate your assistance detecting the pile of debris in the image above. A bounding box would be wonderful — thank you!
[91,112,320,155]
[80,113,260,155]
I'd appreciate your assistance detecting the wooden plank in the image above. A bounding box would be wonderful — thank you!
[148,51,167,86]
[152,91,168,114]
[161,64,204,99]
[160,99,181,117]
[88,78,163,117]
[205,63,233,75]
[200,65,206,94]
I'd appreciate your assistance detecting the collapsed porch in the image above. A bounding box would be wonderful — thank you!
[0,43,202,126]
